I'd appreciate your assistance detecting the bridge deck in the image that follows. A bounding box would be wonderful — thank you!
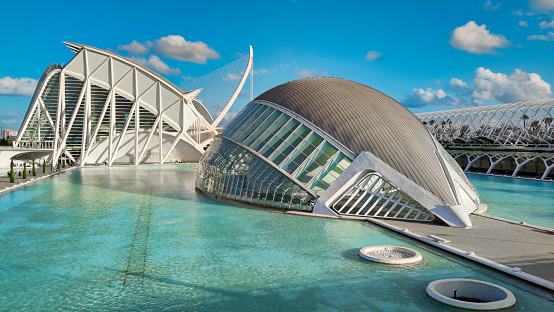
[380,214,554,283]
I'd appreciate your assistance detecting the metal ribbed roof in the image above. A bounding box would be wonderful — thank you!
[254,77,457,205]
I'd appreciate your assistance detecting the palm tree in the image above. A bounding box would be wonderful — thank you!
[522,114,530,128]
[32,157,36,176]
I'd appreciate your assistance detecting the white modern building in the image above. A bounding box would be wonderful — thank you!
[11,42,252,166]
[196,78,486,227]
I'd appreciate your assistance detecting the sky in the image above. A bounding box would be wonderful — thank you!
[1,0,554,131]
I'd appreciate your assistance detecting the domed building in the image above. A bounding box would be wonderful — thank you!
[196,78,486,227]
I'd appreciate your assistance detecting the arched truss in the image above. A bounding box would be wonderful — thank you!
[453,152,554,180]
[15,42,218,165]
[416,100,554,150]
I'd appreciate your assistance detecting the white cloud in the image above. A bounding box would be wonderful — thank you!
[484,1,502,11]
[513,10,524,15]
[519,20,529,27]
[0,77,38,96]
[253,68,269,75]
[129,55,182,75]
[404,88,461,108]
[404,67,553,108]
[472,67,552,103]
[0,118,19,125]
[238,90,247,97]
[152,35,219,64]
[118,40,149,54]
[527,30,554,40]
[296,69,318,78]
[449,21,510,54]
[450,78,468,88]
[223,73,241,81]
[365,50,382,61]
[530,0,554,11]
[539,20,554,28]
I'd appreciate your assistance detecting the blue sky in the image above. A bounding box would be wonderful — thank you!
[1,0,554,130]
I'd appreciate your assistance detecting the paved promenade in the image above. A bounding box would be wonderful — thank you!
[376,214,554,287]
[0,165,73,193]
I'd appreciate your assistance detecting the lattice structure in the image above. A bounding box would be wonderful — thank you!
[332,172,435,221]
[15,42,219,165]
[416,100,554,150]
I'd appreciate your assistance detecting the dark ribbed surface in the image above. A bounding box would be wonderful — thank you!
[254,78,456,205]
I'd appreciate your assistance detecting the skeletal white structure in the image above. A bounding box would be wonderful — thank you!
[416,100,554,150]
[13,42,253,166]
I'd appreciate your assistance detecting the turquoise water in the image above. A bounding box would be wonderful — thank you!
[0,166,553,311]
[468,174,554,228]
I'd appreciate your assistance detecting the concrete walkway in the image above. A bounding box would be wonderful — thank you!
[0,165,74,194]
[377,214,554,287]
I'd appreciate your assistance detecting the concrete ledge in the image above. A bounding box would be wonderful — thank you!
[0,167,77,195]
[366,217,554,291]
[426,278,516,310]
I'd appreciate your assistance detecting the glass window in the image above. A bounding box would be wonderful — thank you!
[222,103,260,137]
[196,137,314,211]
[243,110,282,147]
[250,114,290,151]
[259,119,299,158]
[236,106,275,143]
[231,106,268,140]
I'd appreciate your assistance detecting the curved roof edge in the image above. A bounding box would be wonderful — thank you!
[63,41,199,98]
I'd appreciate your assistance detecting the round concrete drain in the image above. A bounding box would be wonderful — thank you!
[426,278,516,310]
[358,245,422,264]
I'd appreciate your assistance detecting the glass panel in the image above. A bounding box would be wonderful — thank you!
[196,137,314,211]
[221,103,259,137]
[243,110,282,147]
[259,119,300,158]
[231,105,268,140]
[250,114,290,151]
[236,106,275,143]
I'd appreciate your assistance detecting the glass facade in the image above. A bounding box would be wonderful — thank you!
[196,137,315,211]
[220,102,352,195]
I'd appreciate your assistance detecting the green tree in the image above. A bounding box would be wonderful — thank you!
[43,160,46,173]
[63,160,66,168]
[9,160,14,183]
[23,163,27,179]
[32,157,36,176]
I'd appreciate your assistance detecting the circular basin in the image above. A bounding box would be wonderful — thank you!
[426,278,516,310]
[358,245,422,264]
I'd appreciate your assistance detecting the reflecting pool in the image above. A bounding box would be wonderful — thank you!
[0,166,553,311]
[468,174,554,228]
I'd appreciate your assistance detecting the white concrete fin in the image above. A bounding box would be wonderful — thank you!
[139,85,157,109]
[64,51,85,76]
[136,70,156,96]
[431,205,473,228]
[116,72,135,99]
[112,59,131,83]
[160,87,180,111]
[90,60,110,87]
[86,50,108,75]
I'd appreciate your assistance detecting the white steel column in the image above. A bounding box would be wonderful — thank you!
[108,58,115,166]
[134,69,139,164]
[158,83,163,164]
[250,47,253,101]
[54,71,65,161]
[81,49,90,165]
